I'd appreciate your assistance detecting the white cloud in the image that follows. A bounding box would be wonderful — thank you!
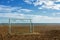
[33,0,43,6]
[20,9,32,12]
[37,0,60,10]
[0,5,21,13]
[24,0,60,10]
[0,13,60,23]
[53,13,60,16]
[0,5,60,23]
[31,15,60,23]
[0,5,32,19]
[24,0,32,4]
[24,0,35,4]
[0,5,32,13]
[55,0,60,2]
[0,13,25,19]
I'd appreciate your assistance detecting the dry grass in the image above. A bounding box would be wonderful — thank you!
[0,24,60,40]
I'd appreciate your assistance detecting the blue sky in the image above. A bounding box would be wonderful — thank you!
[0,0,60,23]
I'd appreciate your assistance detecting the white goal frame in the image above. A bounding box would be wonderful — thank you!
[8,18,33,34]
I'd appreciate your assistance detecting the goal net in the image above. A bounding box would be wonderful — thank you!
[8,18,33,34]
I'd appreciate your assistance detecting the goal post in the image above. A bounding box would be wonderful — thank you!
[8,18,33,34]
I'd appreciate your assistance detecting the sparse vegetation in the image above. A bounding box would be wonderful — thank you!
[0,24,60,40]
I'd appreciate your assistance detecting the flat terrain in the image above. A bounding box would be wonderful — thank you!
[0,23,60,40]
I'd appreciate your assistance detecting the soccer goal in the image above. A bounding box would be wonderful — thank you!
[8,18,33,34]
